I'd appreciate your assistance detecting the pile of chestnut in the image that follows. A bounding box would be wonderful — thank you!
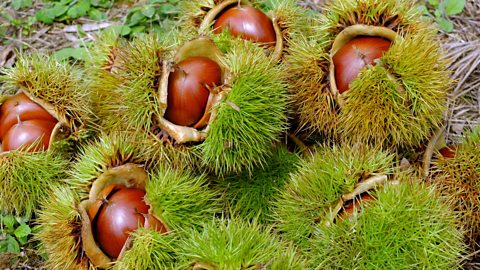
[0,92,57,152]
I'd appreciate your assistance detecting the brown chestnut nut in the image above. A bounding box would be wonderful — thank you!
[213,6,276,46]
[164,56,222,127]
[2,119,57,152]
[89,184,168,259]
[333,37,391,93]
[338,193,374,221]
[439,145,457,158]
[0,92,56,140]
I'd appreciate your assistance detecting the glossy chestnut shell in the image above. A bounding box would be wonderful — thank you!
[164,56,222,127]
[213,6,276,46]
[439,145,457,158]
[2,120,56,152]
[333,36,391,93]
[338,193,374,220]
[89,184,167,259]
[0,92,56,139]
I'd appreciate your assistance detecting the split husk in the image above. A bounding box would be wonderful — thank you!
[308,175,465,269]
[177,0,313,62]
[286,0,450,149]
[430,126,480,254]
[38,132,221,269]
[273,144,395,247]
[91,30,288,175]
[0,53,94,217]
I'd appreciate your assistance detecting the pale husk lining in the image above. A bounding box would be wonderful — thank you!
[0,89,70,154]
[329,24,398,105]
[198,0,284,62]
[422,126,448,177]
[191,262,216,270]
[323,174,390,227]
[80,163,170,269]
[156,37,231,144]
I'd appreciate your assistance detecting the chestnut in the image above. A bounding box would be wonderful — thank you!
[89,184,167,259]
[333,36,391,93]
[338,193,374,220]
[213,6,276,46]
[2,119,56,152]
[164,56,222,127]
[0,92,56,139]
[439,145,457,158]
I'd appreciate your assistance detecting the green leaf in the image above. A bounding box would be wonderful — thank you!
[17,236,28,245]
[130,25,146,35]
[88,8,106,21]
[128,10,146,26]
[67,0,91,19]
[52,3,69,17]
[159,3,179,14]
[120,25,132,36]
[14,224,31,239]
[54,47,89,61]
[35,10,55,24]
[11,0,32,10]
[0,241,7,252]
[437,17,454,32]
[91,0,113,8]
[142,5,156,18]
[428,0,439,7]
[445,0,465,15]
[2,215,16,231]
[417,5,430,16]
[6,235,20,253]
[434,8,443,18]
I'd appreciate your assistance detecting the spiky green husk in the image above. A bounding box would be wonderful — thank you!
[177,218,306,269]
[1,53,94,134]
[68,131,155,195]
[96,33,170,133]
[309,178,465,269]
[433,127,480,250]
[145,166,221,230]
[85,29,126,131]
[36,186,87,270]
[284,35,338,136]
[215,146,300,223]
[287,0,449,148]
[197,41,288,175]
[273,144,394,247]
[114,228,179,270]
[0,150,69,217]
[339,29,449,148]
